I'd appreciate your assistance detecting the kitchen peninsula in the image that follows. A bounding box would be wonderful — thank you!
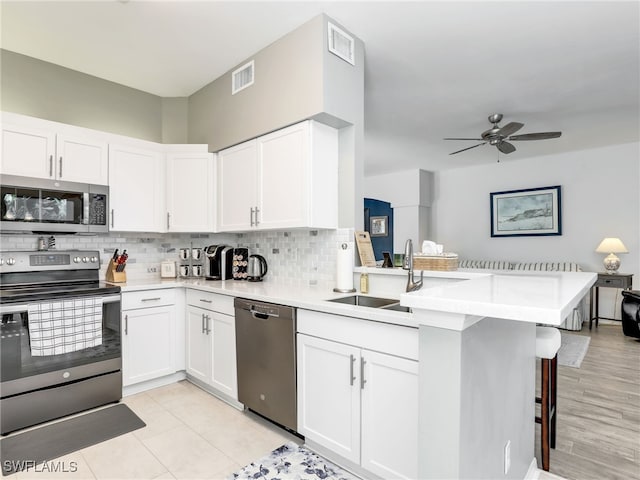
[401,271,597,479]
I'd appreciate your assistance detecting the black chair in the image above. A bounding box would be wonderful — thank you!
[621,290,640,338]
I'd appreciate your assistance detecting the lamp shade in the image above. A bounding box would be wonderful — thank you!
[595,237,628,254]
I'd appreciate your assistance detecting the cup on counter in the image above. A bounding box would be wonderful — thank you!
[179,248,190,261]
[191,248,202,261]
[179,265,190,277]
[393,253,405,267]
[192,265,202,277]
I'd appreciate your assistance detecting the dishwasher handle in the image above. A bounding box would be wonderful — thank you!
[250,308,273,320]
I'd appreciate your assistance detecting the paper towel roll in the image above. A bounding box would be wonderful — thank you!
[335,242,355,292]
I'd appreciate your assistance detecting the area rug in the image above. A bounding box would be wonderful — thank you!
[558,332,591,368]
[229,442,360,480]
[0,404,145,476]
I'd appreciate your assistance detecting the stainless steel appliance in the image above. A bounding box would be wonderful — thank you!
[247,254,268,282]
[0,175,109,234]
[203,245,233,280]
[0,250,122,434]
[235,298,297,432]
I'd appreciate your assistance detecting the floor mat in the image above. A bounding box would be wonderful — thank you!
[1,404,145,476]
[229,441,360,480]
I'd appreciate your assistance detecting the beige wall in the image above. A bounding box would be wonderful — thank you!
[161,97,189,143]
[187,15,325,152]
[0,50,163,142]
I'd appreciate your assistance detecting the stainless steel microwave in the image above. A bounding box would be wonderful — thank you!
[0,175,109,234]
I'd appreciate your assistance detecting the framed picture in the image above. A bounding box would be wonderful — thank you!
[490,186,562,237]
[370,215,388,237]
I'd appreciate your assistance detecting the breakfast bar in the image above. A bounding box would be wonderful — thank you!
[401,272,597,479]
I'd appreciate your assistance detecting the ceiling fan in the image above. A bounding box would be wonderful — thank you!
[444,114,562,155]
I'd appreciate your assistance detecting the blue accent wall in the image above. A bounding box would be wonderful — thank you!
[364,198,394,261]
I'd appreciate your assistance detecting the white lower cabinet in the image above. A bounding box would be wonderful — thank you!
[297,311,419,480]
[121,290,177,387]
[185,290,237,400]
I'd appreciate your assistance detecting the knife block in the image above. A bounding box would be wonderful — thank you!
[105,260,127,283]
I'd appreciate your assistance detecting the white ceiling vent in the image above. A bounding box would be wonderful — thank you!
[328,22,355,66]
[232,60,254,95]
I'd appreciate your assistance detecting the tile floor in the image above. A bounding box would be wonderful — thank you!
[11,381,299,479]
[7,379,562,480]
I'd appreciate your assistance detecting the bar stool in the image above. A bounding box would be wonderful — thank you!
[535,326,561,471]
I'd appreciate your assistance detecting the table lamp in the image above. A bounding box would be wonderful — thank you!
[595,237,628,274]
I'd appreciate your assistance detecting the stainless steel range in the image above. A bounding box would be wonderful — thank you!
[0,250,122,435]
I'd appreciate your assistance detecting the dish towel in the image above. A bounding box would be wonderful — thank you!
[27,297,103,356]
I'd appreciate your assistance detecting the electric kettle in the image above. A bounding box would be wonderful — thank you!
[247,254,268,282]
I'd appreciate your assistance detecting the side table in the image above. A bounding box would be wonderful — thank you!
[589,273,634,329]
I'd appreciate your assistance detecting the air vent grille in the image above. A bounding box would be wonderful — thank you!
[328,22,355,65]
[232,60,254,95]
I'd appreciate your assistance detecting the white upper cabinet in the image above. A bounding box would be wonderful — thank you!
[108,144,164,232]
[1,121,108,185]
[216,120,338,232]
[166,152,216,232]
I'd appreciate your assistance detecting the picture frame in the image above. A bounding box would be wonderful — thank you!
[490,186,562,237]
[370,215,388,237]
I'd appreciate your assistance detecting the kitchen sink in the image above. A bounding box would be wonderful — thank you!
[327,295,398,309]
[380,303,411,313]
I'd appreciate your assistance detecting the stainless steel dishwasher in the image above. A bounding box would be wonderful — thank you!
[234,298,297,432]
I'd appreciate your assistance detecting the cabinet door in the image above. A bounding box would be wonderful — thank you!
[1,125,55,178]
[257,122,308,229]
[297,334,361,464]
[56,134,108,185]
[108,145,164,232]
[216,140,257,232]
[186,306,210,384]
[210,311,237,399]
[122,306,175,387]
[361,350,419,480]
[166,152,215,232]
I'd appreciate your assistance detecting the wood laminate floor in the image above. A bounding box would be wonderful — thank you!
[537,323,640,480]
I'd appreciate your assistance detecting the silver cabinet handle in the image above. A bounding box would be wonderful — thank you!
[201,313,205,334]
[199,299,212,304]
[125,314,128,335]
[59,157,63,178]
[49,155,53,177]
[250,207,255,227]
[254,206,260,226]
[350,354,356,386]
[360,357,366,389]
[141,297,161,302]
[205,314,211,335]
[111,209,115,228]
[167,212,170,230]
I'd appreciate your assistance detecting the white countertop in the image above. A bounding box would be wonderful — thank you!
[401,271,597,328]
[113,269,596,331]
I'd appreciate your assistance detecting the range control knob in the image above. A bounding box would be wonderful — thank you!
[6,258,16,266]
[90,256,98,263]
[0,258,4,265]
[73,256,82,263]
[82,257,89,263]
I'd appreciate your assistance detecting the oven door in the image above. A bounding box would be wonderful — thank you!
[0,293,121,397]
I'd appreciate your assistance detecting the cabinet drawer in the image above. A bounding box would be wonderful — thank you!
[186,289,234,315]
[122,289,176,310]
[596,276,629,289]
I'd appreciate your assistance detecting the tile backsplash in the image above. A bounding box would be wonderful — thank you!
[0,228,354,289]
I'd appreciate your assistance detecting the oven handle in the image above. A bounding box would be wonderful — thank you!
[103,294,122,304]
[0,294,121,314]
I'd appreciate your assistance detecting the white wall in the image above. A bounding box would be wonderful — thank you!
[433,142,640,319]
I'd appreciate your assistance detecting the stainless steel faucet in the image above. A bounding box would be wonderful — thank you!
[403,239,423,292]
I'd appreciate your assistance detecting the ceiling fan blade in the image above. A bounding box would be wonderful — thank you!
[496,122,524,137]
[443,138,484,141]
[449,142,486,155]
[508,132,562,141]
[497,141,516,154]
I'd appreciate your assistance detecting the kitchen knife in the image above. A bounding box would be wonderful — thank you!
[112,249,119,263]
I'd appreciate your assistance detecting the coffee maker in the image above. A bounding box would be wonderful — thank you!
[204,245,233,280]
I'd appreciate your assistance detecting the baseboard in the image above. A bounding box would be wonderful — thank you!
[122,371,186,397]
[525,457,540,480]
[304,439,382,480]
[185,375,244,411]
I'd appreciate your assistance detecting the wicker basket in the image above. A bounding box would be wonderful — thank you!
[413,254,459,271]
